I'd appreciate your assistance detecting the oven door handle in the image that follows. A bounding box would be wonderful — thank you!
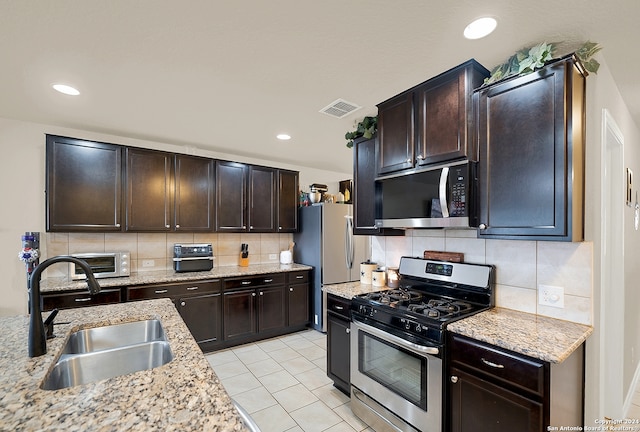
[353,319,439,356]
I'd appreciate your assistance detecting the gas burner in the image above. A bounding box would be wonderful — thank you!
[406,299,472,320]
[365,289,422,305]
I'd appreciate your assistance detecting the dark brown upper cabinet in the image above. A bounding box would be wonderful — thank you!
[174,154,215,232]
[475,54,586,241]
[46,135,123,232]
[215,160,248,232]
[277,169,299,232]
[125,148,173,231]
[248,166,276,232]
[377,59,489,175]
[352,135,404,236]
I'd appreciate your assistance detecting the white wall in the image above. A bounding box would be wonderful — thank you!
[0,117,350,317]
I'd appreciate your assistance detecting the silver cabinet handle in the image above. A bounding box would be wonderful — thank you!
[176,224,180,229]
[165,224,170,228]
[180,301,186,307]
[264,279,273,283]
[241,281,252,285]
[115,223,121,228]
[252,292,257,297]
[334,305,344,310]
[289,288,294,292]
[278,226,282,230]
[481,358,505,369]
[451,376,459,384]
[155,289,168,294]
[346,328,351,334]
[296,275,304,279]
[186,286,198,291]
[406,158,412,163]
[259,291,264,296]
[478,223,487,230]
[416,155,425,160]
[74,297,91,302]
[250,225,254,229]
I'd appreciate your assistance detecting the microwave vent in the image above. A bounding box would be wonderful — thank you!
[319,98,361,118]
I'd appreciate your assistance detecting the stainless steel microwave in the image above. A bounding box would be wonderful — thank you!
[375,160,478,229]
[69,252,130,280]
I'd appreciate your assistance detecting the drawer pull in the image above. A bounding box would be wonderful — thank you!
[186,286,199,291]
[451,375,459,384]
[154,289,169,294]
[264,279,273,283]
[241,281,252,285]
[334,305,344,310]
[289,288,294,292]
[74,297,91,302]
[481,358,505,369]
[296,275,304,279]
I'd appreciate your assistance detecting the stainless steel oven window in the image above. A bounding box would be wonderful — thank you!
[358,331,427,410]
[72,256,116,276]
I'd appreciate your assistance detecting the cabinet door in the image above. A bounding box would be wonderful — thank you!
[377,92,415,174]
[223,289,256,340]
[248,166,276,232]
[176,293,221,349]
[450,367,543,432]
[175,155,215,231]
[327,313,351,395]
[476,57,585,240]
[287,283,309,328]
[416,60,488,166]
[125,148,173,231]
[277,170,299,232]
[352,136,404,236]
[216,161,247,232]
[46,135,123,232]
[258,286,286,333]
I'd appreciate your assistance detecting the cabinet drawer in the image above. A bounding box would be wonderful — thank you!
[288,271,309,284]
[449,334,547,397]
[327,293,351,319]
[224,273,285,290]
[43,288,122,311]
[127,279,221,301]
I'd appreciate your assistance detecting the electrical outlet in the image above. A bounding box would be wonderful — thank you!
[538,284,565,308]
[142,259,155,268]
[269,254,277,260]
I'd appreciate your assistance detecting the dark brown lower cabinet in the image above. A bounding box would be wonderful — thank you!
[175,292,222,352]
[223,285,287,342]
[448,333,584,432]
[287,283,310,328]
[326,293,351,395]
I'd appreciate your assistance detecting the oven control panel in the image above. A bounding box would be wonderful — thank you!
[425,262,453,276]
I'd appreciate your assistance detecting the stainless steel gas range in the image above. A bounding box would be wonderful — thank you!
[350,256,494,432]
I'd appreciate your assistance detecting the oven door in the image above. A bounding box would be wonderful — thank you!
[350,319,442,432]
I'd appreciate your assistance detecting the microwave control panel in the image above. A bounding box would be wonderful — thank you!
[449,166,468,217]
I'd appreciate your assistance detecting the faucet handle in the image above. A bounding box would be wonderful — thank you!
[43,308,59,339]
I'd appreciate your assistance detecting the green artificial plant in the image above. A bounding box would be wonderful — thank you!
[345,116,377,148]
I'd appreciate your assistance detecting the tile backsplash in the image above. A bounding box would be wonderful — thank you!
[371,229,593,325]
[45,232,295,276]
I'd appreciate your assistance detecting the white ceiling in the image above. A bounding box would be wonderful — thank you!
[1,0,638,175]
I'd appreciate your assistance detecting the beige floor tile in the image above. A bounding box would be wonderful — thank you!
[296,345,326,362]
[285,427,304,432]
[312,384,350,409]
[256,337,290,352]
[313,357,327,372]
[290,400,343,432]
[211,360,250,379]
[245,358,284,378]
[220,372,262,396]
[231,386,278,414]
[273,383,319,412]
[258,369,300,393]
[235,346,271,365]
[295,368,334,391]
[269,346,302,363]
[301,330,327,341]
[252,404,297,432]
[324,422,358,432]
[205,349,239,367]
[333,402,369,431]
[284,337,318,351]
[281,356,317,375]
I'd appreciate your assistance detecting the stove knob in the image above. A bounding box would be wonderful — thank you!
[404,321,411,330]
[415,324,422,332]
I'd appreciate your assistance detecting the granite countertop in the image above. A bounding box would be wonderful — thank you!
[447,307,593,364]
[322,281,389,299]
[41,263,313,293]
[0,299,247,431]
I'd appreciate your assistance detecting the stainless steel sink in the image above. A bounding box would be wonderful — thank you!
[61,319,167,354]
[41,320,173,390]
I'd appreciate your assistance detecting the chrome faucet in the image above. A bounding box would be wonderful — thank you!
[28,256,101,357]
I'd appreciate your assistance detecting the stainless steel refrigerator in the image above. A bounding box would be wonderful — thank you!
[294,203,369,331]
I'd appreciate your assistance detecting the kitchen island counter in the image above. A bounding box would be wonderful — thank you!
[448,307,593,363]
[0,298,246,431]
[40,263,313,293]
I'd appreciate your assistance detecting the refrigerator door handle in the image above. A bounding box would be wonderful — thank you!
[345,215,354,269]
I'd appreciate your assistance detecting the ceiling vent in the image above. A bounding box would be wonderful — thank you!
[319,98,361,118]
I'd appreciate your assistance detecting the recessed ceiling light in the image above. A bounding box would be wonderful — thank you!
[52,84,80,96]
[276,134,291,140]
[464,17,497,40]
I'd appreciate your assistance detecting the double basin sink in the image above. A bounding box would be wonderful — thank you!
[42,319,173,390]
